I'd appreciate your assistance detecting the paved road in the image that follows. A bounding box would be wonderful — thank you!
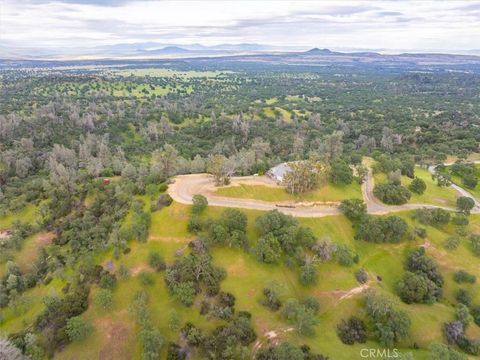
[168,163,480,217]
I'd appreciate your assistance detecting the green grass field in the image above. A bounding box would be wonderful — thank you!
[3,199,480,359]
[215,181,362,203]
[373,167,458,207]
[50,203,480,359]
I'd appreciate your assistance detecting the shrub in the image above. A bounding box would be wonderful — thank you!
[167,342,186,360]
[261,287,282,311]
[140,327,164,360]
[373,183,411,205]
[455,304,473,328]
[444,236,461,250]
[65,316,93,342]
[99,273,117,289]
[187,216,202,233]
[172,282,196,307]
[456,336,480,355]
[453,270,476,284]
[336,244,355,267]
[444,320,464,345]
[148,252,166,271]
[413,208,450,226]
[95,289,114,310]
[151,194,173,211]
[339,199,367,221]
[355,269,368,284]
[469,234,480,256]
[453,213,469,226]
[299,263,318,286]
[336,316,367,345]
[472,306,480,327]
[311,238,337,262]
[139,272,155,286]
[192,194,208,214]
[414,227,427,238]
[428,343,467,360]
[409,177,426,195]
[455,289,472,306]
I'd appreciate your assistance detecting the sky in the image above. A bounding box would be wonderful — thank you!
[2,0,480,55]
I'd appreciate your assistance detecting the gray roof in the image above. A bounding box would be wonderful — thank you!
[267,162,291,182]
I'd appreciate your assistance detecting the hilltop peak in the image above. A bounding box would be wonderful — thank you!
[306,48,333,54]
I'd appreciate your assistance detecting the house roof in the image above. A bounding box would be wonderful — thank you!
[268,162,291,182]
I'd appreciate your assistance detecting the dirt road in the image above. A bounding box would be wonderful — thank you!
[168,163,480,217]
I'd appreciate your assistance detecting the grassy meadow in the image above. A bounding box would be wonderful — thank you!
[215,181,362,203]
[0,202,470,359]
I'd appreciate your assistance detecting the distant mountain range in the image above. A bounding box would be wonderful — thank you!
[2,43,480,68]
[0,42,294,60]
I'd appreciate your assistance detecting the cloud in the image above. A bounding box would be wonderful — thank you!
[2,0,480,54]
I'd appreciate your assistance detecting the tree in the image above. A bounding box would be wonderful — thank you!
[281,298,319,336]
[428,343,467,360]
[329,159,353,185]
[257,342,304,360]
[140,327,164,360]
[0,337,25,360]
[121,163,137,181]
[192,194,208,214]
[65,316,93,342]
[148,251,166,271]
[261,287,282,311]
[355,215,408,243]
[444,320,464,345]
[405,247,444,288]
[336,244,356,266]
[455,304,473,328]
[373,183,411,205]
[453,270,476,284]
[207,154,235,185]
[340,199,367,221]
[319,131,343,162]
[462,174,477,190]
[397,271,439,304]
[256,342,328,360]
[364,292,411,346]
[336,316,367,345]
[152,144,179,178]
[470,234,480,256]
[254,233,281,264]
[456,196,475,215]
[355,269,368,284]
[413,208,450,226]
[282,161,324,194]
[409,177,426,194]
[299,263,318,286]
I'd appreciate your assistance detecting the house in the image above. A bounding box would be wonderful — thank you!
[266,162,291,183]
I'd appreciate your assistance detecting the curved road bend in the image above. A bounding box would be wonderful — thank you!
[169,166,480,218]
